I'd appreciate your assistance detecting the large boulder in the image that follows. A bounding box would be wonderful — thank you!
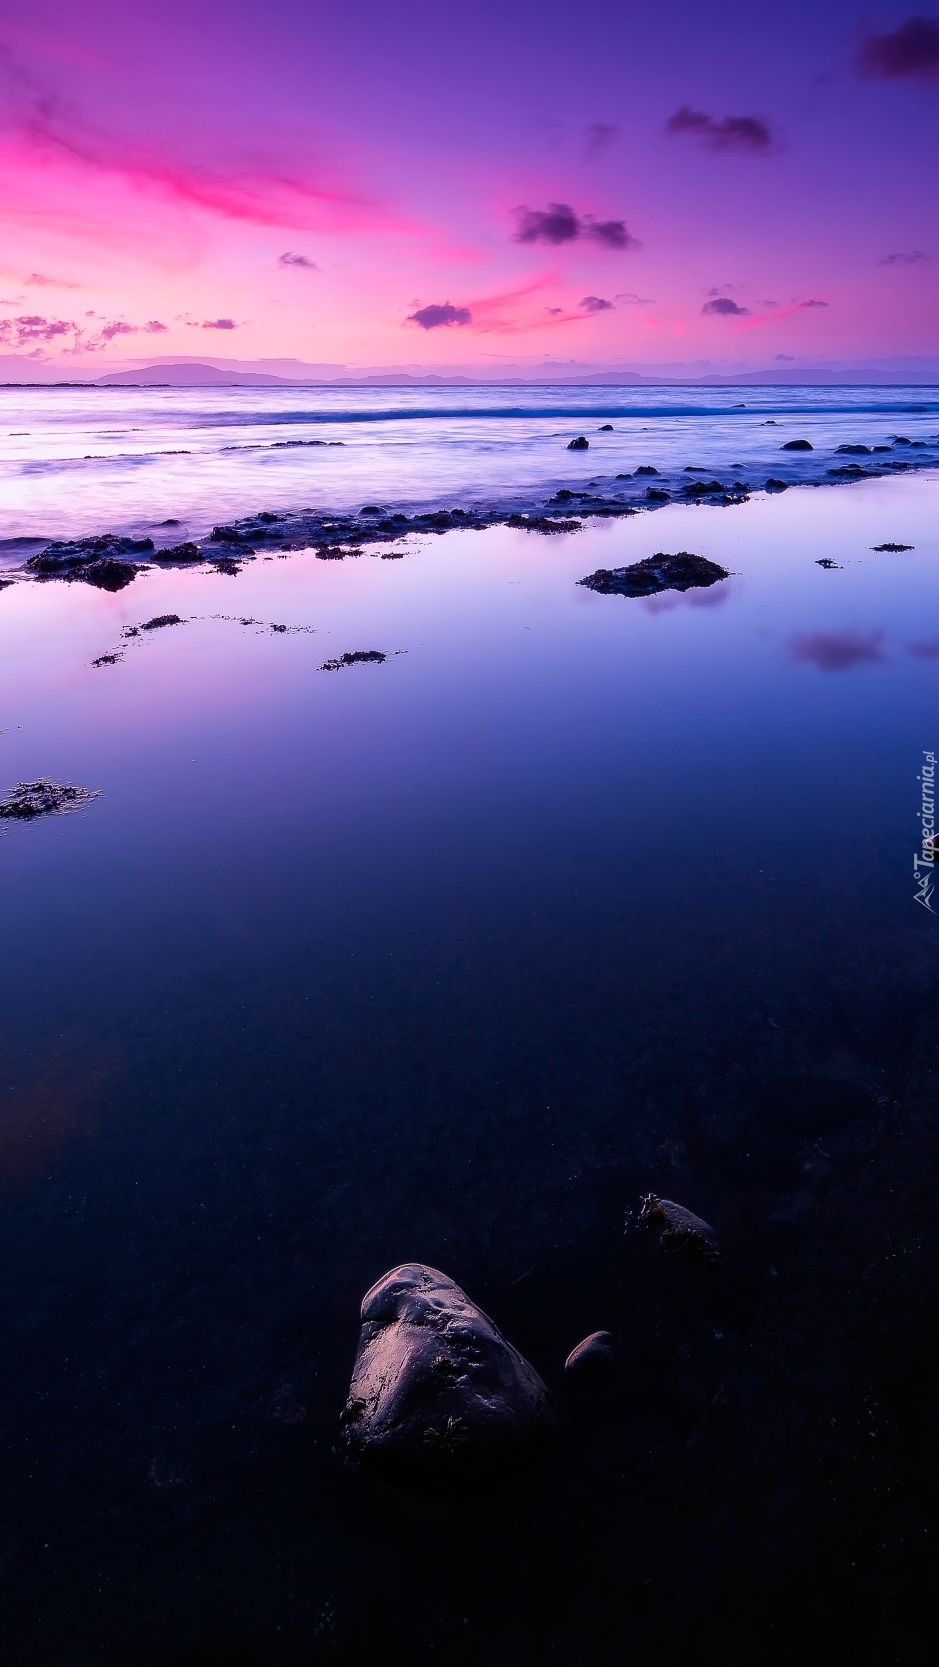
[341,1264,554,1489]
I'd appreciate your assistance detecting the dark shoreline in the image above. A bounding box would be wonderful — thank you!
[4,450,937,593]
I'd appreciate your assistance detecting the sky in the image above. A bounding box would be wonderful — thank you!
[0,1,937,372]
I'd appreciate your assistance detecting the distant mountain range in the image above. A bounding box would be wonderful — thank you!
[95,362,939,388]
[4,353,939,388]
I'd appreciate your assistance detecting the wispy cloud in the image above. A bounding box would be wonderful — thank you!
[25,271,81,288]
[585,122,617,159]
[579,294,614,313]
[406,301,472,329]
[616,291,655,306]
[513,202,639,250]
[666,107,774,152]
[201,318,237,329]
[0,312,169,354]
[278,251,319,269]
[858,16,939,81]
[878,249,931,265]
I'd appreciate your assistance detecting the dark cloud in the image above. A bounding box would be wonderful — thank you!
[145,320,169,333]
[99,320,137,340]
[878,249,931,265]
[791,631,885,672]
[278,251,319,269]
[202,318,237,330]
[588,218,637,249]
[513,203,638,250]
[514,202,580,244]
[407,302,472,330]
[701,297,750,316]
[666,106,773,152]
[579,295,614,313]
[797,298,829,308]
[858,16,939,80]
[585,122,617,158]
[616,291,656,305]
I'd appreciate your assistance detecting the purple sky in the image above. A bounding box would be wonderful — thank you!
[1,2,937,368]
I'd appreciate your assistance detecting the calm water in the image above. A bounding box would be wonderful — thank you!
[1,382,938,545]
[1,450,938,1660]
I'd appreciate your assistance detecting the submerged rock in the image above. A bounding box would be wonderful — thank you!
[567,436,590,450]
[781,439,813,451]
[341,1263,554,1489]
[635,1194,721,1264]
[564,1331,615,1379]
[0,780,100,819]
[835,444,871,455]
[578,551,730,598]
[765,478,789,491]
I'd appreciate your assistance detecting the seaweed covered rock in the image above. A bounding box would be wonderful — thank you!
[26,535,154,575]
[341,1263,554,1489]
[635,1195,721,1264]
[578,551,729,598]
[0,780,100,820]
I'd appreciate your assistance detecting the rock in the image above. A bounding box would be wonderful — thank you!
[682,479,726,496]
[635,1194,721,1264]
[647,488,670,502]
[75,558,141,591]
[578,551,730,598]
[765,478,789,491]
[564,1331,615,1379]
[152,543,202,562]
[835,444,871,455]
[26,534,154,575]
[634,466,659,475]
[0,780,100,820]
[506,516,582,534]
[320,650,387,670]
[872,542,914,552]
[598,424,614,431]
[816,558,841,569]
[341,1263,554,1489]
[781,439,813,451]
[567,436,590,450]
[139,614,184,631]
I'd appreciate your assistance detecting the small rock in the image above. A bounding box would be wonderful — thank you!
[634,466,659,475]
[835,444,871,455]
[564,1331,615,1379]
[816,558,841,569]
[341,1263,554,1489]
[320,650,387,671]
[781,439,813,451]
[567,436,590,450]
[765,478,789,491]
[139,614,184,631]
[634,1194,721,1264]
[578,552,729,598]
[598,424,614,432]
[74,558,141,591]
[0,780,100,820]
[872,542,914,552]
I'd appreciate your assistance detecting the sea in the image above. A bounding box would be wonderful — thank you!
[1,384,937,1664]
